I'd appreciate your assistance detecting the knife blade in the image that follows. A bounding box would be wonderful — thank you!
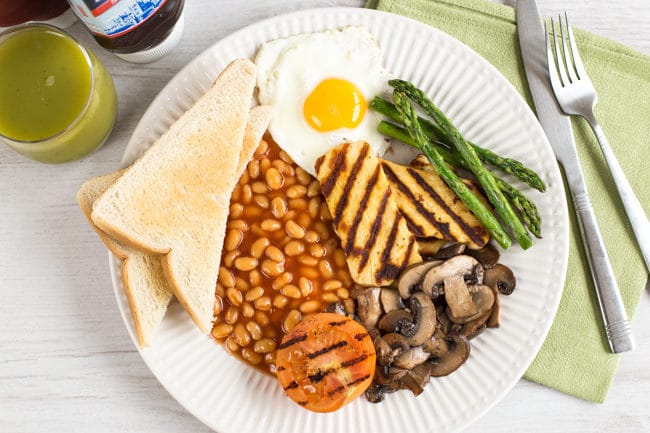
[516,0,634,353]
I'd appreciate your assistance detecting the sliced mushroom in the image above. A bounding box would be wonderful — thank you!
[407,293,437,346]
[378,310,416,337]
[429,243,466,261]
[354,287,382,328]
[394,345,430,369]
[483,263,516,295]
[416,238,447,256]
[375,365,408,384]
[423,334,450,358]
[365,380,401,403]
[443,273,478,322]
[397,260,441,299]
[376,333,410,366]
[422,255,484,298]
[399,363,432,396]
[436,307,452,335]
[466,242,500,268]
[447,284,495,324]
[486,284,500,328]
[429,334,471,377]
[380,288,404,313]
[325,301,346,316]
[460,309,491,339]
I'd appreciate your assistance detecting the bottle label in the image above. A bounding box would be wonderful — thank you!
[68,0,166,38]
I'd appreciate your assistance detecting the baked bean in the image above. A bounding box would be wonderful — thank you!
[273,294,289,309]
[230,203,244,218]
[246,321,263,341]
[218,266,235,288]
[299,300,321,314]
[261,259,284,277]
[286,184,307,199]
[273,160,294,177]
[321,292,340,304]
[283,310,302,332]
[314,222,331,240]
[297,213,311,229]
[265,352,277,368]
[298,277,313,297]
[226,287,243,306]
[308,197,320,219]
[324,238,339,253]
[225,306,239,325]
[270,197,288,218]
[251,181,268,194]
[250,237,270,259]
[281,210,297,223]
[265,167,284,190]
[272,272,293,291]
[309,244,326,258]
[333,248,347,267]
[295,166,312,185]
[225,336,240,352]
[254,296,272,311]
[238,171,249,186]
[260,158,271,173]
[249,269,262,287]
[212,323,232,339]
[214,296,224,316]
[244,286,264,302]
[260,218,281,231]
[265,245,285,262]
[255,140,269,156]
[233,323,251,347]
[228,219,249,231]
[284,176,297,187]
[323,280,343,292]
[336,287,350,300]
[224,229,243,252]
[304,230,320,243]
[255,311,270,327]
[307,180,321,197]
[320,203,332,220]
[254,194,269,209]
[215,283,225,298]
[297,255,318,267]
[231,185,241,202]
[285,220,305,239]
[241,347,262,364]
[279,150,293,164]
[284,240,305,256]
[241,302,255,318]
[338,270,353,287]
[254,338,277,354]
[234,257,258,272]
[301,267,320,280]
[241,184,253,204]
[280,284,301,299]
[288,198,308,211]
[248,159,260,179]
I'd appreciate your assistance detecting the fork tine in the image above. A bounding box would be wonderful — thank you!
[559,13,578,83]
[545,22,563,91]
[551,18,569,87]
[564,12,585,80]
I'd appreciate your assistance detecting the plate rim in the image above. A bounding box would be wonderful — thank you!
[110,6,570,433]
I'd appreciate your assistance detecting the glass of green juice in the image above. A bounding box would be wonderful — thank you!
[0,24,117,163]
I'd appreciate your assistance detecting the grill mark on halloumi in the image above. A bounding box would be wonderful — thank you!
[315,141,421,286]
[409,169,486,247]
[382,162,455,239]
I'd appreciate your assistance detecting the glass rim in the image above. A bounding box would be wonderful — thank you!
[0,23,95,145]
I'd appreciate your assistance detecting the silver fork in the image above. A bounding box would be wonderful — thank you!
[546,13,650,273]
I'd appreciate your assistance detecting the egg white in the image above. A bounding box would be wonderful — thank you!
[255,27,391,176]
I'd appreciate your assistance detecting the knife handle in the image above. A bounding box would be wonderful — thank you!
[572,188,635,353]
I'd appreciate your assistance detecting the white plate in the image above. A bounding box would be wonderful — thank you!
[110,7,569,433]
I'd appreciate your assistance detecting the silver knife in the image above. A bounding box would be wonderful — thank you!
[516,0,634,353]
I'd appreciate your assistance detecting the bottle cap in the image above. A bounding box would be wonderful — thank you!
[115,10,185,64]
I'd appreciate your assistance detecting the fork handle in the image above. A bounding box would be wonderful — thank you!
[570,175,635,353]
[590,121,650,272]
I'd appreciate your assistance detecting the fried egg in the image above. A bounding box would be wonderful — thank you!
[255,27,390,175]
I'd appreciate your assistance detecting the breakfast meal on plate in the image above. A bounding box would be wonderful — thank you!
[78,26,546,414]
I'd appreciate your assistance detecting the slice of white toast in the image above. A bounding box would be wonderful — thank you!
[77,171,173,347]
[77,106,271,344]
[92,59,267,332]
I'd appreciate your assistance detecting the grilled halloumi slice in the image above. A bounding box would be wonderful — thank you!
[315,141,421,287]
[382,157,489,249]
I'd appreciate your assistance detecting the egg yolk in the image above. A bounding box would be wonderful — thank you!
[303,78,367,132]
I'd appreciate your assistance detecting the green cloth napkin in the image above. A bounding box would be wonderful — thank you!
[367,0,650,403]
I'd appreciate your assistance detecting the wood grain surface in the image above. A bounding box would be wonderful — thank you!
[1,1,649,432]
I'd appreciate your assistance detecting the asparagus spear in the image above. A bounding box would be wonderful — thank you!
[390,80,533,249]
[378,121,542,237]
[393,91,513,249]
[370,97,547,192]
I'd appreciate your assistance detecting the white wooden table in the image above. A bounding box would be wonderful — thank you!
[1,1,649,432]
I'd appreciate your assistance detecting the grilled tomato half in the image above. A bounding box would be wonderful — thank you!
[275,313,376,412]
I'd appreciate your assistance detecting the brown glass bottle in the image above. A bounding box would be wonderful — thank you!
[93,0,184,54]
